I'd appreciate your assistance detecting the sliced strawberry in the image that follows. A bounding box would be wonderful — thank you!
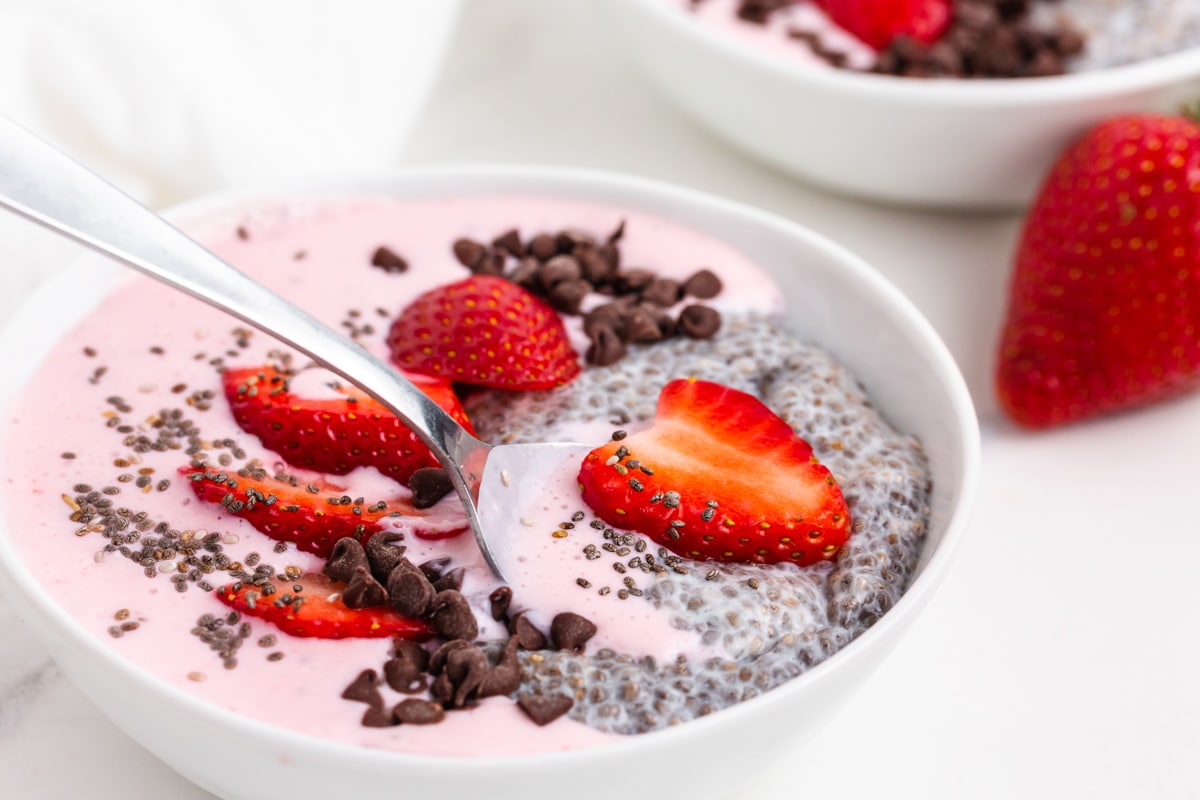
[215,573,433,640]
[181,465,467,558]
[222,364,473,485]
[577,378,851,566]
[815,0,950,50]
[386,275,580,390]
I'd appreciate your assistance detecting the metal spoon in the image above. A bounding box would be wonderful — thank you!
[0,114,583,581]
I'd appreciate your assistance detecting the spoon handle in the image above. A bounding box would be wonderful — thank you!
[0,114,502,575]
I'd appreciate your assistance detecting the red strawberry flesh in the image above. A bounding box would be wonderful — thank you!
[182,465,466,558]
[222,364,473,485]
[577,378,851,565]
[815,0,951,50]
[216,573,433,640]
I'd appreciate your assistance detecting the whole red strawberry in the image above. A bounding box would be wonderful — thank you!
[578,378,850,566]
[815,0,950,50]
[223,364,473,484]
[386,275,580,390]
[996,114,1200,428]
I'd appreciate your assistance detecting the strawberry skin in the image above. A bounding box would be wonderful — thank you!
[577,378,851,566]
[216,573,433,640]
[815,0,950,50]
[996,114,1200,428]
[182,466,466,558]
[223,364,473,485]
[386,275,580,390]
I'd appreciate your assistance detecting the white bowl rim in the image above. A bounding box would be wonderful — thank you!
[628,0,1200,106]
[0,163,981,771]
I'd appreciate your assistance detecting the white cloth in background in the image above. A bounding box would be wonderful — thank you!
[0,0,462,206]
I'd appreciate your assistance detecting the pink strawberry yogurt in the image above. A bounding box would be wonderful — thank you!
[0,192,930,754]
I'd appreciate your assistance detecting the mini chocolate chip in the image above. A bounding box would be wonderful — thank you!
[429,672,454,705]
[607,219,626,244]
[341,669,383,705]
[384,656,429,694]
[678,304,722,339]
[370,246,408,274]
[548,278,591,314]
[419,557,452,582]
[393,698,446,725]
[511,611,548,651]
[584,302,629,338]
[497,634,519,669]
[430,590,479,641]
[365,531,407,583]
[557,227,595,251]
[621,307,664,344]
[597,242,621,271]
[586,324,626,367]
[387,559,436,617]
[393,638,431,671]
[640,277,681,308]
[452,238,487,269]
[550,612,597,654]
[683,268,722,299]
[644,304,677,338]
[528,233,559,261]
[444,644,489,707]
[362,705,397,727]
[507,257,542,290]
[1056,28,1085,57]
[432,566,466,593]
[956,1,999,30]
[478,639,521,698]
[540,254,582,288]
[516,692,574,726]
[409,467,454,509]
[491,228,525,258]
[323,537,368,583]
[615,268,654,295]
[577,247,615,285]
[1026,48,1063,77]
[429,639,473,676]
[474,250,507,276]
[489,586,513,621]
[478,665,520,699]
[342,565,388,609]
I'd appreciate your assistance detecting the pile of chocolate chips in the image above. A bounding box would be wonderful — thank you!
[330,536,599,728]
[323,534,476,640]
[871,0,1085,78]
[449,222,724,367]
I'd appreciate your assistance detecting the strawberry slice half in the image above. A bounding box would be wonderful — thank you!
[222,364,474,485]
[815,0,951,50]
[182,465,467,558]
[577,378,851,566]
[386,274,580,390]
[215,573,434,640]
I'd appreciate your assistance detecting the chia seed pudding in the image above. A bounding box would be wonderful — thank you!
[0,193,930,754]
[682,0,1200,77]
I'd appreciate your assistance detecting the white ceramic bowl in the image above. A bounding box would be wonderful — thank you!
[0,167,979,800]
[610,0,1200,209]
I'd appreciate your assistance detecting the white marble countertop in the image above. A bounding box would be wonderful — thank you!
[2,1,1199,797]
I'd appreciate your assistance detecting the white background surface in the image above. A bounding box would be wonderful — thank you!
[1,1,1198,797]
